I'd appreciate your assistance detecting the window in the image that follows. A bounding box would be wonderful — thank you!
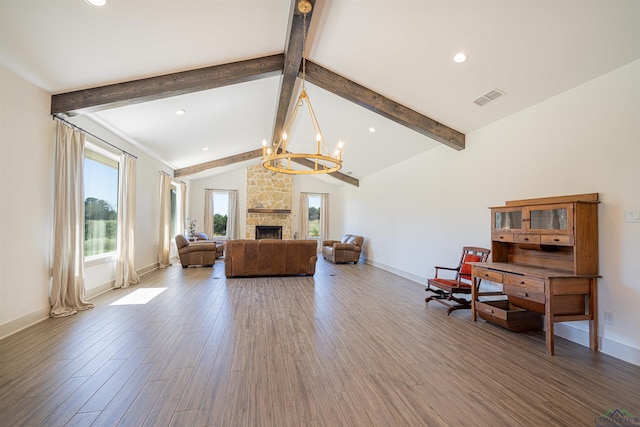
[307,195,321,238]
[213,192,229,237]
[84,145,119,258]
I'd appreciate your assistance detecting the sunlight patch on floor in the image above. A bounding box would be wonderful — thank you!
[110,288,167,305]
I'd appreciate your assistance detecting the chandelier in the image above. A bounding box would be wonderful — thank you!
[262,0,344,175]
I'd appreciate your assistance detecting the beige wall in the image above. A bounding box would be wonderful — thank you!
[337,59,640,364]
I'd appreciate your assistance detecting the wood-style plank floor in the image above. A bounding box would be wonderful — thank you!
[1,258,639,426]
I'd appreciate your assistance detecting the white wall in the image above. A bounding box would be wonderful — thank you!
[337,59,640,364]
[188,166,342,241]
[0,66,173,338]
[0,65,54,337]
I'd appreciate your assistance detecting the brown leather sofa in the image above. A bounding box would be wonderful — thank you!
[175,234,219,267]
[224,239,318,277]
[322,234,364,264]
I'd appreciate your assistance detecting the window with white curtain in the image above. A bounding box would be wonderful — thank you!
[83,143,119,258]
[213,191,230,238]
[307,194,322,239]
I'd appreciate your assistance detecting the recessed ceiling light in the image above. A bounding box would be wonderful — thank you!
[453,53,467,63]
[368,127,376,133]
[202,147,209,151]
[85,0,107,6]
[175,109,186,115]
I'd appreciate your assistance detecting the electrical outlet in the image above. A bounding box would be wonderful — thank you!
[604,311,616,325]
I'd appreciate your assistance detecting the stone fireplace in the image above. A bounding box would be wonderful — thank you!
[255,225,283,239]
[246,164,293,239]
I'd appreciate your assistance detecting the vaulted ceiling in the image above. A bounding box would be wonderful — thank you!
[2,0,640,185]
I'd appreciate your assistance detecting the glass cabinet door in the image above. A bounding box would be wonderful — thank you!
[493,208,523,231]
[526,204,573,233]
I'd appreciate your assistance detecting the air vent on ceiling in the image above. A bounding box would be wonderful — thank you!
[473,88,506,107]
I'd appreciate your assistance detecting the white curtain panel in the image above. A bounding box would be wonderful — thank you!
[204,189,214,238]
[227,190,239,240]
[115,154,139,288]
[50,121,94,317]
[157,173,172,268]
[179,182,187,236]
[320,193,329,251]
[299,192,309,240]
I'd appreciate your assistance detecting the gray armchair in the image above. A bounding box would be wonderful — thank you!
[192,232,225,258]
[322,234,364,264]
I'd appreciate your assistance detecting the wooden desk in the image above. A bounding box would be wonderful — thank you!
[471,262,598,355]
[472,193,600,355]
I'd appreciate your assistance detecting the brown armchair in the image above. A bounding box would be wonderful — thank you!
[175,234,218,267]
[322,234,364,264]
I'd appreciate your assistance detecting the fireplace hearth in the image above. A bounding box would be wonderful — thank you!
[256,226,283,240]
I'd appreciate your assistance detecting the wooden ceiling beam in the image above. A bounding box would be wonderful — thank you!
[268,0,359,186]
[270,0,315,145]
[175,147,359,186]
[291,158,360,186]
[303,60,466,151]
[174,149,264,178]
[51,54,284,116]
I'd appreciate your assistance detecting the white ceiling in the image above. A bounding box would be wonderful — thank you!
[2,0,640,183]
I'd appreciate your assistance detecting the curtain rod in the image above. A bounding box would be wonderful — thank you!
[160,171,186,185]
[53,115,137,159]
[205,188,238,192]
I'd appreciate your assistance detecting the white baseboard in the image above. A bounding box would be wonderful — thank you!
[365,257,640,367]
[362,257,427,286]
[138,262,160,276]
[0,306,50,340]
[0,262,161,340]
[86,261,161,300]
[4,260,638,366]
[86,280,115,299]
[555,323,640,366]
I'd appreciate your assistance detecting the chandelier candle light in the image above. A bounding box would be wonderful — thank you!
[262,0,344,175]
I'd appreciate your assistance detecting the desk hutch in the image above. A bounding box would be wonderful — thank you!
[471,193,599,355]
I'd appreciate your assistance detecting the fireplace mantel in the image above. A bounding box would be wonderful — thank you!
[248,208,291,214]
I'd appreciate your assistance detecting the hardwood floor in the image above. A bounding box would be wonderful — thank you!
[1,258,639,426]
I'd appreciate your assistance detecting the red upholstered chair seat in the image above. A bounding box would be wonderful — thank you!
[424,246,491,315]
[429,278,472,291]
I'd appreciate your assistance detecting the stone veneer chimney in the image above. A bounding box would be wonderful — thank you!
[246,164,293,239]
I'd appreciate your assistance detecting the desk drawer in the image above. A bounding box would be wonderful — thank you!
[476,300,542,332]
[492,232,514,243]
[504,285,546,305]
[541,234,574,246]
[514,234,541,244]
[473,268,503,283]
[504,275,545,293]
